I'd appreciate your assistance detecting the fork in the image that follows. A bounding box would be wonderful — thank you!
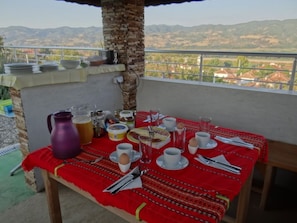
[63,156,103,165]
[111,169,148,194]
[148,125,154,138]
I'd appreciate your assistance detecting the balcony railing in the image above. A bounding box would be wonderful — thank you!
[1,45,297,92]
[145,50,297,91]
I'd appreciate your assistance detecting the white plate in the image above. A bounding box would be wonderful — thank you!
[4,63,40,74]
[199,139,217,150]
[156,155,189,170]
[4,63,35,68]
[109,150,141,163]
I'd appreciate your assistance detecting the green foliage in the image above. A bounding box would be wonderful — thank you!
[0,35,11,100]
[236,56,249,68]
[206,58,220,66]
[0,86,10,100]
[224,61,233,67]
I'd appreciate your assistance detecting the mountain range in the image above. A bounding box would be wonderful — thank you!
[1,19,297,52]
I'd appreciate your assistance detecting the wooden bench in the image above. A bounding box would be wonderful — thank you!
[259,139,297,209]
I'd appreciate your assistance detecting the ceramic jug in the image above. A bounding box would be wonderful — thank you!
[47,111,81,159]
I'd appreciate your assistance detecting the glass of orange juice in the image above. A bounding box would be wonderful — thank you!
[71,104,93,145]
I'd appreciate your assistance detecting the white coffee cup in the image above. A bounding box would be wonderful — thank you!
[195,132,210,148]
[163,147,181,168]
[162,117,176,131]
[116,143,133,159]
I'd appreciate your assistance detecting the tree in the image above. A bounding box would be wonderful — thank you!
[0,35,4,73]
[236,56,249,68]
[224,61,232,67]
[0,35,11,100]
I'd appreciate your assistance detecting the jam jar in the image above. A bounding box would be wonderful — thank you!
[119,110,135,129]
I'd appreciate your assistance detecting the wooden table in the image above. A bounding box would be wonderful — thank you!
[41,167,253,223]
[23,111,267,223]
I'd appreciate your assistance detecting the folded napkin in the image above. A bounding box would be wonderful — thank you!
[143,114,166,122]
[215,136,254,149]
[195,154,241,174]
[103,166,142,193]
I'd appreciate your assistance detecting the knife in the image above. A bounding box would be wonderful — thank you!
[200,155,242,172]
[105,173,133,191]
[111,169,146,194]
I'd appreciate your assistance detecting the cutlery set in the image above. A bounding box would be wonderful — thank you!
[111,169,146,194]
[64,158,148,194]
[195,155,241,174]
[193,135,253,174]
[105,167,148,194]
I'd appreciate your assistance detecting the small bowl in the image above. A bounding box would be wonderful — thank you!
[60,60,80,69]
[87,56,106,66]
[118,162,131,173]
[106,123,129,141]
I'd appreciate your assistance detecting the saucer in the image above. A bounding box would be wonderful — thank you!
[156,155,189,170]
[199,139,218,150]
[109,150,141,163]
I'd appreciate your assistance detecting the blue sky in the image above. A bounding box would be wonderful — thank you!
[1,0,296,28]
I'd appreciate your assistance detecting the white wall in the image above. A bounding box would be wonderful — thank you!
[137,77,297,145]
[21,72,123,191]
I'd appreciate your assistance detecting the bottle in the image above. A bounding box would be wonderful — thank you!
[92,110,106,138]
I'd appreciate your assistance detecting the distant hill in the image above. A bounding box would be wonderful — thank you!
[0,26,104,48]
[1,19,297,52]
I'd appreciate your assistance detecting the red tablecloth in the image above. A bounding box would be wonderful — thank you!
[22,111,267,223]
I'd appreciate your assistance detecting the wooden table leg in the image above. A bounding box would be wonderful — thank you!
[235,168,254,223]
[222,169,254,223]
[259,164,275,210]
[41,169,62,223]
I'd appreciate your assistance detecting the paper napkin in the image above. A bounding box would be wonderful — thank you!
[143,114,166,122]
[103,167,142,193]
[195,154,241,174]
[215,136,254,149]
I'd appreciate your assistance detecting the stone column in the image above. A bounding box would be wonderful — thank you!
[9,88,37,191]
[101,0,145,109]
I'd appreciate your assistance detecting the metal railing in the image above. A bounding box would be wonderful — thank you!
[2,45,297,92]
[145,50,297,91]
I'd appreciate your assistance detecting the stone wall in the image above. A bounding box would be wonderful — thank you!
[101,0,145,109]
[9,88,37,191]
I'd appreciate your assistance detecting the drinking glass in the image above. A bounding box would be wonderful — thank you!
[71,104,93,145]
[199,116,212,132]
[138,135,153,164]
[173,127,186,153]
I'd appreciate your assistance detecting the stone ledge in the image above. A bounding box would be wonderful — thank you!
[0,64,125,90]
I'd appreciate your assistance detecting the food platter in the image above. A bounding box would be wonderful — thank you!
[127,126,170,149]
